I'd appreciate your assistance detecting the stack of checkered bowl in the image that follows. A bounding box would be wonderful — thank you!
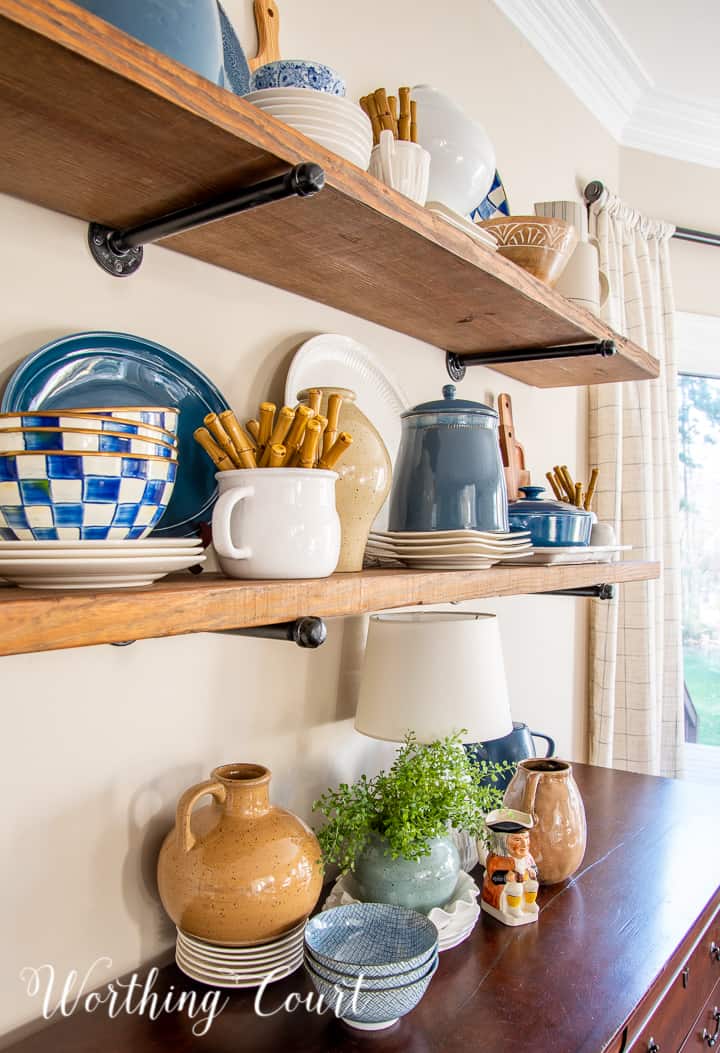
[303,903,439,1032]
[0,407,179,541]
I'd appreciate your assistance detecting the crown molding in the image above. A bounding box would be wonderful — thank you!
[493,0,720,169]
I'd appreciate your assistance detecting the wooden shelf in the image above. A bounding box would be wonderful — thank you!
[0,561,658,656]
[0,0,659,388]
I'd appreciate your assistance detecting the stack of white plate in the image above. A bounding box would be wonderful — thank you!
[0,537,205,589]
[175,920,306,989]
[245,87,373,169]
[365,529,533,570]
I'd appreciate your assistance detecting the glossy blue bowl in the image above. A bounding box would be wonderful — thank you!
[304,903,438,978]
[508,486,592,547]
[304,953,438,1029]
[250,60,346,96]
[0,451,176,541]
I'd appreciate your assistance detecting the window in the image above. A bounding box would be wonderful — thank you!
[676,312,720,781]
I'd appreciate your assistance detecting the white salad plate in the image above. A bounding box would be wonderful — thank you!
[366,541,533,557]
[0,537,202,550]
[512,545,632,565]
[175,948,303,989]
[371,529,529,541]
[285,334,408,530]
[176,941,304,974]
[0,552,205,589]
[425,201,498,250]
[179,918,307,957]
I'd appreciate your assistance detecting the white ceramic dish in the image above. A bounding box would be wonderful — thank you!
[510,544,632,565]
[0,537,203,549]
[285,334,408,531]
[245,87,367,114]
[395,559,497,570]
[175,947,303,989]
[426,201,498,250]
[255,102,371,132]
[268,119,371,151]
[0,552,205,589]
[176,941,304,974]
[371,529,529,541]
[366,540,533,556]
[179,921,306,959]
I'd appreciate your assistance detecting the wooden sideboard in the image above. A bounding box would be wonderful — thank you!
[4,764,720,1053]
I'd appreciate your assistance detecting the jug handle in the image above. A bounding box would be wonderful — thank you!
[520,770,542,819]
[530,732,555,758]
[177,779,227,853]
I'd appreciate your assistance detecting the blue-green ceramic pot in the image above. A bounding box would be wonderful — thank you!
[353,834,460,913]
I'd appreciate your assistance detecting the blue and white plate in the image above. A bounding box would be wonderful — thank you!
[469,170,510,222]
[218,2,250,95]
[1,332,229,537]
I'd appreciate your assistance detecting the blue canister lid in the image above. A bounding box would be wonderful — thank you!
[401,384,498,419]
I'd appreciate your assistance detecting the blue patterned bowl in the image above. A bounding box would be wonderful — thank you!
[0,428,177,460]
[304,953,438,1029]
[0,411,177,446]
[304,903,438,978]
[71,407,179,435]
[250,60,345,96]
[0,451,177,541]
[305,945,439,987]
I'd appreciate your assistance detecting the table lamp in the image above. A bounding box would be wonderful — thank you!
[354,611,513,744]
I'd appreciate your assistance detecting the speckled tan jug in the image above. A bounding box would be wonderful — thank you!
[157,763,323,945]
[298,387,392,572]
[503,758,587,885]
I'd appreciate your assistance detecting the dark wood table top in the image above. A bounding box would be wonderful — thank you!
[5,763,720,1053]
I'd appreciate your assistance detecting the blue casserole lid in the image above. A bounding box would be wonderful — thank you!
[401,384,498,419]
[509,486,591,516]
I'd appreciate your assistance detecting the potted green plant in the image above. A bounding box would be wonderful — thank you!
[313,732,510,913]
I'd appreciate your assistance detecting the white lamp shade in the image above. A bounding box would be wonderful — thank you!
[354,612,513,744]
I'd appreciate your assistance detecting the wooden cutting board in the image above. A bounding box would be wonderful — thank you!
[498,393,531,500]
[249,0,281,71]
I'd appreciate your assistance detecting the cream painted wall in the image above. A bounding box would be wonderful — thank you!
[0,0,623,1036]
[620,147,720,318]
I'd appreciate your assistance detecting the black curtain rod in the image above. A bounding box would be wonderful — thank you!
[583,180,720,249]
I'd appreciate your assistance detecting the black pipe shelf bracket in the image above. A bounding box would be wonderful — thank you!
[540,584,616,600]
[88,162,326,277]
[110,616,328,649]
[446,340,617,382]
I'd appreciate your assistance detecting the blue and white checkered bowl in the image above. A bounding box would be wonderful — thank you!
[250,60,346,96]
[59,407,179,435]
[0,411,177,446]
[304,903,439,977]
[0,451,177,541]
[0,428,177,460]
[304,952,438,1028]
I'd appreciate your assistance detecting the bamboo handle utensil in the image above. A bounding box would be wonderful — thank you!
[319,432,352,470]
[268,444,286,468]
[324,392,343,454]
[204,412,241,467]
[246,419,260,444]
[367,87,416,143]
[193,428,235,471]
[249,0,281,72]
[545,465,600,510]
[585,467,599,511]
[546,471,563,500]
[410,99,418,143]
[299,418,322,468]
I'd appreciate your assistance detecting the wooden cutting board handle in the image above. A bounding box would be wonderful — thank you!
[249,0,281,71]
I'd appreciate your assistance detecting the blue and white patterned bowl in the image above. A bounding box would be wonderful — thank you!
[306,945,439,987]
[304,903,439,978]
[0,428,177,460]
[251,60,345,96]
[0,411,177,446]
[304,953,438,1029]
[66,407,179,435]
[0,451,177,541]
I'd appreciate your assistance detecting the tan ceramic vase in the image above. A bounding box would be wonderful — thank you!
[157,763,323,945]
[298,387,392,572]
[503,758,587,885]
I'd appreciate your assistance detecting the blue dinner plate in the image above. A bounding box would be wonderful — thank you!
[1,332,229,537]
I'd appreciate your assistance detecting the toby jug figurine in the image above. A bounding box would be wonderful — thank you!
[480,808,539,927]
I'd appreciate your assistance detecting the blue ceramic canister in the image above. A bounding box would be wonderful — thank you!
[388,385,508,532]
[508,486,592,546]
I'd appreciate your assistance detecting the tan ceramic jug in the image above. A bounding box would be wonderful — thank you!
[503,758,587,885]
[157,763,323,944]
[298,387,392,572]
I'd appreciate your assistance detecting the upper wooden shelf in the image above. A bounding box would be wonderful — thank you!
[0,561,658,656]
[0,0,659,388]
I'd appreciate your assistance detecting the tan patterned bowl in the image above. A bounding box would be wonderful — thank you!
[478,216,578,286]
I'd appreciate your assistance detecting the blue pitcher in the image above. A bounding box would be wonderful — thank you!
[466,722,555,791]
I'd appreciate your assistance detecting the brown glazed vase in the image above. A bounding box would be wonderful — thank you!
[503,758,587,885]
[298,387,392,572]
[157,763,323,944]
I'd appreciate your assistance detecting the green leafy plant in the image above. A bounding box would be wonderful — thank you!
[313,731,511,871]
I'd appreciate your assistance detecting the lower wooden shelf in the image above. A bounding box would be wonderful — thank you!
[0,561,659,657]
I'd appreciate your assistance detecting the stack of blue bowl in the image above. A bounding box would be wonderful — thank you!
[303,903,439,1032]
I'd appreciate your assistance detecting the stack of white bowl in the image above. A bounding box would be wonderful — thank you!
[245,87,373,170]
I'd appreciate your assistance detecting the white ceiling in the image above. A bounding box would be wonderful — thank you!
[494,0,720,168]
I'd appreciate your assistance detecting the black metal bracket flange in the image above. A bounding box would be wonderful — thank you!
[446,340,617,382]
[88,162,325,277]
